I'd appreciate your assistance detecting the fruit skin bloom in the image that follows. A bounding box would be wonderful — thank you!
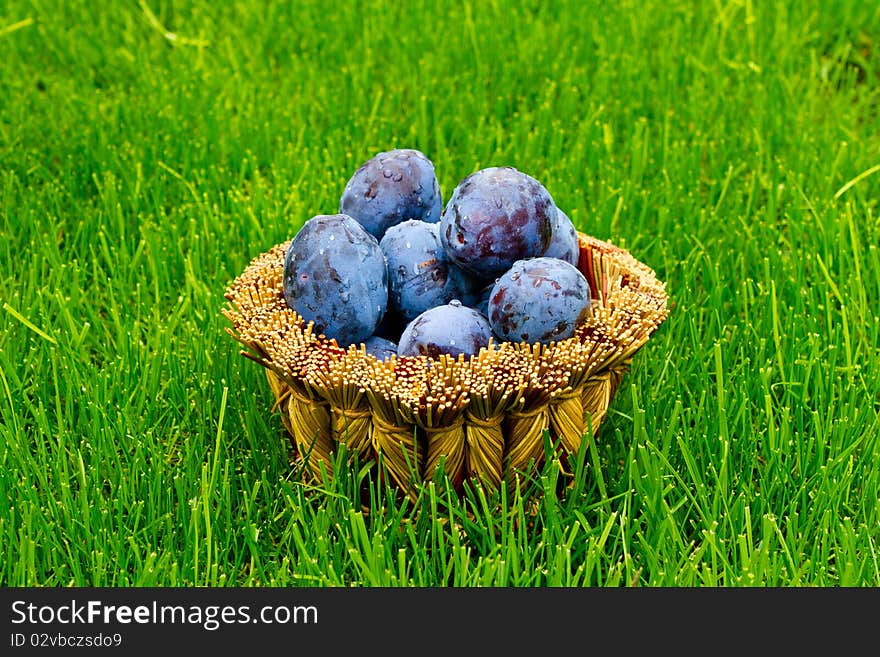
[440,166,556,280]
[282,214,388,347]
[340,149,442,240]
[397,300,493,359]
[488,257,591,344]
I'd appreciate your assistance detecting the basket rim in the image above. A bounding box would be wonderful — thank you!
[223,231,669,409]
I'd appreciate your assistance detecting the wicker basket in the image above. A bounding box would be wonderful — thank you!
[224,232,669,494]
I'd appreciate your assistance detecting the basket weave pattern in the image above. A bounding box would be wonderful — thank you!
[225,233,669,493]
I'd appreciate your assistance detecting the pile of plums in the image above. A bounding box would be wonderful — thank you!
[282,149,591,360]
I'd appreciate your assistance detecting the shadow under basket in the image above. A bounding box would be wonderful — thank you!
[224,232,670,495]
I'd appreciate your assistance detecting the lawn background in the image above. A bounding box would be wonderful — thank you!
[1,0,878,586]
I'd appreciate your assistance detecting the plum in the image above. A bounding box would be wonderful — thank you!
[544,208,579,266]
[439,166,555,280]
[397,300,493,359]
[380,219,479,322]
[282,213,388,346]
[339,148,442,240]
[362,335,398,361]
[488,257,590,344]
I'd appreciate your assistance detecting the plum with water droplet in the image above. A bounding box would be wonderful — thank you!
[282,214,388,346]
[340,149,442,240]
[488,257,590,344]
[439,166,555,280]
[397,300,493,359]
[380,219,479,322]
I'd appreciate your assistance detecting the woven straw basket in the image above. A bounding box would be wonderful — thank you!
[224,232,669,495]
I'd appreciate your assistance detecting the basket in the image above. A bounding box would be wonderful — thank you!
[224,232,669,495]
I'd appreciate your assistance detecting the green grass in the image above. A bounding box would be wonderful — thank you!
[1,0,878,587]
